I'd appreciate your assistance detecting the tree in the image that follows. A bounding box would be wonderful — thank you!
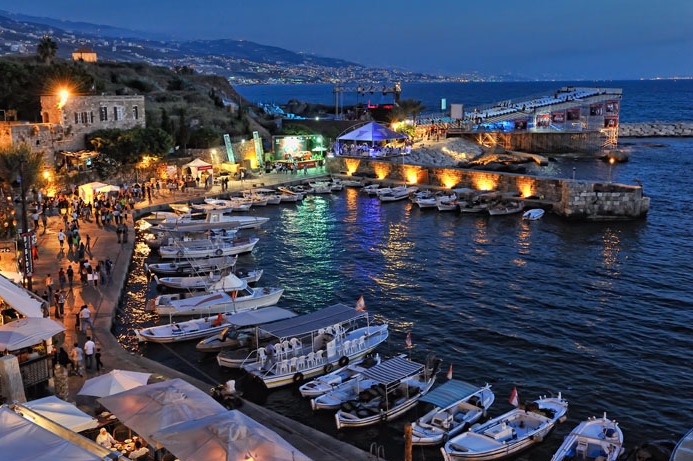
[37,35,58,65]
[86,127,173,164]
[175,107,190,151]
[390,99,426,123]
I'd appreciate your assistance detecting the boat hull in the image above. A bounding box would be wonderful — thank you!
[156,288,284,317]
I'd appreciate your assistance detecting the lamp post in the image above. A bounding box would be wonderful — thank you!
[608,157,615,183]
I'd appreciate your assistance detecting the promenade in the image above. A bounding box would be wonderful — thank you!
[8,167,375,461]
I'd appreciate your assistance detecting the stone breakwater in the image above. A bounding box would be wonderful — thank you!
[619,122,693,137]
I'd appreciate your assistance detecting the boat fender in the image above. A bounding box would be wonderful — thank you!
[177,250,184,257]
[293,372,304,383]
[324,364,334,374]
[339,356,349,367]
[215,249,224,256]
[531,434,543,442]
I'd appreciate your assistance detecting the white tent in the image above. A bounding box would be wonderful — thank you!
[152,410,311,461]
[0,273,44,318]
[22,396,98,433]
[78,369,152,398]
[77,182,107,205]
[0,317,65,351]
[183,158,214,183]
[0,407,103,461]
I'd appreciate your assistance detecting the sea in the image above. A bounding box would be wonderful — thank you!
[116,80,693,460]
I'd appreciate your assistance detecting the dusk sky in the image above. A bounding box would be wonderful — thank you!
[5,0,693,80]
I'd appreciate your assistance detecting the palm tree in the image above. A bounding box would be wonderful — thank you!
[390,99,426,123]
[37,35,58,64]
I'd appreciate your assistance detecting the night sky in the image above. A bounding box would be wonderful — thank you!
[5,0,692,80]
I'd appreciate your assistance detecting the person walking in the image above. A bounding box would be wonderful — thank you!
[45,274,53,300]
[67,265,74,288]
[95,347,103,372]
[57,290,65,318]
[58,229,65,250]
[79,304,94,335]
[58,267,66,290]
[86,234,91,253]
[83,336,95,370]
[53,291,61,319]
[41,211,48,233]
[70,342,84,377]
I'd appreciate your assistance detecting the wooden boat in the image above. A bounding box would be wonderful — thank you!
[522,209,545,220]
[362,184,382,195]
[136,306,296,344]
[158,237,259,259]
[339,178,365,187]
[308,182,333,194]
[411,381,495,446]
[147,230,239,249]
[223,304,389,389]
[145,256,237,276]
[441,393,569,461]
[244,188,282,205]
[194,306,298,352]
[551,413,623,461]
[334,354,441,429]
[154,269,263,290]
[153,210,269,232]
[379,186,418,202]
[299,353,382,398]
[152,275,284,317]
[487,201,524,216]
[671,427,693,461]
[277,187,304,201]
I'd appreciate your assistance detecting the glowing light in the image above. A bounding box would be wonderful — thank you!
[404,166,419,184]
[57,89,69,109]
[474,176,498,191]
[344,158,361,176]
[373,163,391,180]
[516,178,535,198]
[441,172,459,189]
[42,171,51,180]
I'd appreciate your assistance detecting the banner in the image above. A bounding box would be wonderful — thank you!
[590,104,604,116]
[536,114,550,128]
[20,231,33,276]
[566,108,581,121]
[514,119,528,130]
[605,100,620,114]
[223,134,235,163]
[252,131,264,168]
[551,111,565,124]
[604,116,619,128]
[450,104,464,120]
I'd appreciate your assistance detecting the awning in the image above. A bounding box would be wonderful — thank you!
[260,304,364,339]
[360,355,424,387]
[0,318,66,351]
[0,274,44,318]
[21,396,98,433]
[337,121,408,142]
[227,306,296,328]
[420,380,482,408]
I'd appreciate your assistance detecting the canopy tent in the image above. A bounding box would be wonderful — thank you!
[223,307,297,328]
[0,274,44,318]
[360,355,424,387]
[97,184,120,193]
[78,369,152,398]
[22,396,98,432]
[183,158,214,181]
[98,378,226,448]
[152,410,311,461]
[260,303,364,340]
[420,380,483,409]
[0,407,104,461]
[337,121,408,142]
[77,182,107,204]
[0,317,65,352]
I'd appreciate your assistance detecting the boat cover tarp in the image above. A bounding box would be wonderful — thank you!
[337,122,408,142]
[360,355,424,387]
[420,380,480,408]
[0,274,44,318]
[228,307,296,328]
[169,292,234,312]
[260,304,363,339]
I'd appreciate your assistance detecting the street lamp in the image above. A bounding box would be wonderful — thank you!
[608,157,615,183]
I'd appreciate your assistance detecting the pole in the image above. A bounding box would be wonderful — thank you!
[19,157,32,290]
[404,424,413,461]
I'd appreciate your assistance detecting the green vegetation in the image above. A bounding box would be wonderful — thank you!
[36,35,57,65]
[0,144,45,190]
[86,127,173,164]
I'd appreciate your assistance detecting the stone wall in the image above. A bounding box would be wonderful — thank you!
[0,122,60,166]
[559,181,650,220]
[618,122,693,137]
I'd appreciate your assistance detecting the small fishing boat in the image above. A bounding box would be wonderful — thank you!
[195,306,298,352]
[334,354,441,429]
[308,182,333,194]
[379,186,418,202]
[339,178,364,187]
[362,184,382,195]
[145,256,237,276]
[244,188,282,205]
[412,191,438,209]
[522,209,545,220]
[299,353,382,398]
[158,237,259,259]
[487,201,524,216]
[441,393,569,461]
[154,210,269,232]
[277,187,304,202]
[202,198,253,211]
[147,230,239,249]
[154,269,263,290]
[436,194,459,212]
[551,413,623,461]
[411,381,495,446]
[671,426,693,461]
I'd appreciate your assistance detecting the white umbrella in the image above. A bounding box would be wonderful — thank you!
[98,378,225,448]
[78,369,152,398]
[0,318,65,351]
[22,396,98,432]
[152,410,311,461]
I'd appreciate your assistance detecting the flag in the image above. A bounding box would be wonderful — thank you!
[446,364,453,380]
[509,386,519,407]
[355,295,366,312]
[231,290,237,301]
[405,332,412,349]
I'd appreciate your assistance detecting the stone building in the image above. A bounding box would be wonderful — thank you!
[0,121,59,166]
[72,46,97,62]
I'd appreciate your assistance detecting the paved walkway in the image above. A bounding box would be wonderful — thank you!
[8,167,375,461]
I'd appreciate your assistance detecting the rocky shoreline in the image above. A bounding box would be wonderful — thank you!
[619,122,693,137]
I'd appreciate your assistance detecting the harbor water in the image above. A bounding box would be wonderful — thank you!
[116,81,693,460]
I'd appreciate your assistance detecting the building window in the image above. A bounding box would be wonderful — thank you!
[133,106,139,120]
[90,112,94,124]
[113,106,124,121]
[99,106,108,122]
[74,112,79,124]
[80,112,88,124]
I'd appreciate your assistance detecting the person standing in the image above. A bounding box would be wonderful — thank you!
[57,290,66,318]
[58,267,66,290]
[95,347,103,372]
[79,304,94,335]
[86,234,91,252]
[70,342,84,377]
[53,291,61,319]
[41,211,48,233]
[83,336,95,370]
[58,229,65,250]
[121,223,128,243]
[45,274,53,299]
[67,265,74,288]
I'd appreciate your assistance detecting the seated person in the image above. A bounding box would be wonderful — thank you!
[96,428,117,448]
[129,440,150,459]
[211,313,224,327]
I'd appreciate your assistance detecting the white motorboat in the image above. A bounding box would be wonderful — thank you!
[154,269,263,290]
[244,188,282,205]
[671,427,693,461]
[222,304,389,389]
[143,211,181,225]
[203,198,253,211]
[441,393,569,461]
[379,186,418,202]
[299,353,381,398]
[147,230,239,249]
[522,209,545,220]
[412,191,438,209]
[154,210,269,232]
[551,413,623,461]
[436,195,459,212]
[411,381,495,446]
[158,237,259,259]
[145,256,237,276]
[195,306,298,352]
[277,187,304,202]
[152,274,284,317]
[136,306,296,344]
[308,182,333,194]
[334,354,441,429]
[339,178,365,187]
[362,184,382,195]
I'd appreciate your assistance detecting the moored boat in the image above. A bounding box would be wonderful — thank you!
[154,269,263,290]
[488,201,524,216]
[158,237,259,259]
[411,381,495,446]
[153,210,268,232]
[522,208,545,220]
[378,186,418,202]
[441,393,569,461]
[551,413,623,461]
[299,353,381,398]
[671,426,693,461]
[145,256,237,276]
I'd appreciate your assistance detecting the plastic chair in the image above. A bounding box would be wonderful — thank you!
[256,348,267,366]
[306,351,316,367]
[289,357,298,372]
[341,340,351,355]
[315,350,325,364]
[278,359,289,374]
[358,336,366,351]
[296,355,306,370]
